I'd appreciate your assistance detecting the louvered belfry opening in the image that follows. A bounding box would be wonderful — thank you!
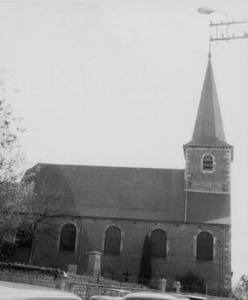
[202,154,214,171]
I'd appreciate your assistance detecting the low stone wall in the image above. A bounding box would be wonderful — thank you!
[0,263,142,299]
[67,273,148,299]
[0,268,56,288]
[71,282,133,299]
[0,263,231,300]
[0,262,61,289]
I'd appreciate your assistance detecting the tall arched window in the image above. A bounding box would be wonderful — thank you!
[59,223,76,252]
[202,154,214,171]
[104,226,121,255]
[196,231,213,261]
[151,229,167,257]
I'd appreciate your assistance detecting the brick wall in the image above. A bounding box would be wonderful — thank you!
[30,216,231,296]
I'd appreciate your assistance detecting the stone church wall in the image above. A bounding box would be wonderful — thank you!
[31,216,231,296]
[185,148,232,194]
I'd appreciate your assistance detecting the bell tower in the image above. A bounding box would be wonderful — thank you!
[183,53,233,222]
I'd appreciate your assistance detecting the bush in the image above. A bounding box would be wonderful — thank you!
[0,241,16,261]
[176,270,205,294]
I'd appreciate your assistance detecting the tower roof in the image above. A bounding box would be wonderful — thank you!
[186,55,230,147]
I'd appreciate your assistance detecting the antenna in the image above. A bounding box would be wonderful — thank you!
[209,19,248,42]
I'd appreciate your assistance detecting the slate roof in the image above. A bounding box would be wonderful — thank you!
[185,56,231,148]
[26,163,186,222]
[24,163,231,225]
[186,191,231,225]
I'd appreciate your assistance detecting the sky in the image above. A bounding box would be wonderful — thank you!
[0,0,247,283]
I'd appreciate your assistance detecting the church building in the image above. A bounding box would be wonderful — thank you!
[24,55,233,295]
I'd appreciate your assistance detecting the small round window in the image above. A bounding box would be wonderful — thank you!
[202,154,214,172]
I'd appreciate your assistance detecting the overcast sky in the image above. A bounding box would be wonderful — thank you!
[0,0,247,282]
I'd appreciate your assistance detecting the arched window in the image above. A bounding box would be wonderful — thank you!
[59,223,76,252]
[151,229,167,257]
[196,231,213,261]
[202,154,214,171]
[104,226,121,255]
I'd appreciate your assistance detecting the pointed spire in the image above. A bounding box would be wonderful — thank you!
[208,42,212,59]
[187,55,229,147]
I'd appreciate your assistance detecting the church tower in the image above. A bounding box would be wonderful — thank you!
[183,54,233,223]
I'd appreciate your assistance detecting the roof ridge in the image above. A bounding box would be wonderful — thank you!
[33,163,185,172]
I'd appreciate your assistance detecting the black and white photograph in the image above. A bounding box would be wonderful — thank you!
[0,1,247,299]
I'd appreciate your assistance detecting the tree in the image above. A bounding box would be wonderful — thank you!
[20,164,75,264]
[233,275,248,299]
[138,234,152,285]
[0,81,73,265]
[0,97,29,260]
